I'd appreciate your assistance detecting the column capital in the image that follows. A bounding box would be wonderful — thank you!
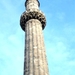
[20,10,46,31]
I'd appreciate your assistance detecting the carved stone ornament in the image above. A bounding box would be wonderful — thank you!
[20,10,46,31]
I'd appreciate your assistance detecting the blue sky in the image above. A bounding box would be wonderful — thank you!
[0,0,75,75]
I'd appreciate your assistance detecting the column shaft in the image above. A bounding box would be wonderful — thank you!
[24,19,49,75]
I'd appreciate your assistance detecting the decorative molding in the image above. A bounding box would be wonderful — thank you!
[20,10,46,31]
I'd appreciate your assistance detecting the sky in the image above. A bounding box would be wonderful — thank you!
[0,0,75,75]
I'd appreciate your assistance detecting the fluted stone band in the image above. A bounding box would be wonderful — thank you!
[20,10,46,31]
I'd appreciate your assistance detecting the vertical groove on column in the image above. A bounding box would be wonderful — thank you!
[31,20,34,75]
[34,20,39,75]
[33,20,35,75]
[37,22,40,75]
[32,20,37,75]
[36,20,40,75]
[24,22,29,75]
[37,21,43,75]
[24,24,27,75]
[40,23,44,75]
[27,22,30,75]
[28,21,30,75]
[36,19,40,75]
[29,20,33,75]
[40,27,45,75]
[32,20,34,75]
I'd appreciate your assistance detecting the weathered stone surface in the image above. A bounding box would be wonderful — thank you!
[23,19,49,75]
[20,0,49,75]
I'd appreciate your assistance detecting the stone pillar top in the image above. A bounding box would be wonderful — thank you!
[25,0,40,7]
[20,0,46,32]
[20,10,46,31]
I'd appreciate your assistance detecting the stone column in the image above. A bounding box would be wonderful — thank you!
[23,19,49,75]
[20,0,49,75]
